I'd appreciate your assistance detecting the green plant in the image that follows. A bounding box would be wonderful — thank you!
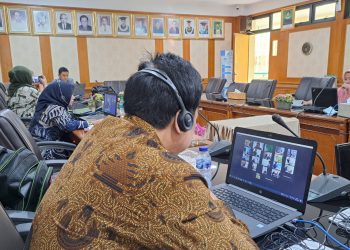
[92,93,103,102]
[273,94,294,103]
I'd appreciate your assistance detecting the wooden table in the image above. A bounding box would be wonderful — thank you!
[199,99,349,175]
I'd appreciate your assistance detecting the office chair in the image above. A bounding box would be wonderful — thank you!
[205,78,227,100]
[335,143,350,180]
[0,109,76,161]
[246,79,277,100]
[104,80,126,95]
[294,76,336,101]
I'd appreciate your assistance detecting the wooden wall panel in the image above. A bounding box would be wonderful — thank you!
[39,36,54,81]
[77,37,90,83]
[208,39,215,79]
[0,35,12,83]
[155,39,164,54]
[183,40,190,61]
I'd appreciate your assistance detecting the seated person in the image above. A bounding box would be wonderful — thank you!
[338,69,350,103]
[7,66,47,119]
[58,66,69,81]
[29,53,258,249]
[29,79,89,159]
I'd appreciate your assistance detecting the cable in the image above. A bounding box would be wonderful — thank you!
[292,219,350,250]
[211,163,220,181]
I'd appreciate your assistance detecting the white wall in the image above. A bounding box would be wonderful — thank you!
[164,40,183,57]
[190,40,208,78]
[214,23,232,78]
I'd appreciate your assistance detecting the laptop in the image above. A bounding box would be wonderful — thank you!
[335,143,350,180]
[73,83,86,100]
[212,127,317,238]
[80,93,117,123]
[303,88,338,114]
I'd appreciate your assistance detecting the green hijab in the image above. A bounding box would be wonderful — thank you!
[8,66,33,97]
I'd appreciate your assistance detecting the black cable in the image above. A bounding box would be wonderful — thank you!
[211,163,220,180]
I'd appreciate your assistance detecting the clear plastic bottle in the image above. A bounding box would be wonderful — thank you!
[118,91,125,118]
[196,146,212,188]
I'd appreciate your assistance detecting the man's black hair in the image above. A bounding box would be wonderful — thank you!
[80,15,89,22]
[124,53,202,129]
[58,67,69,75]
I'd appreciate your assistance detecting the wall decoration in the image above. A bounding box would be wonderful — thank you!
[0,6,6,33]
[7,6,30,33]
[212,19,224,39]
[115,14,131,37]
[198,19,210,38]
[54,10,74,35]
[76,11,94,36]
[302,42,313,55]
[167,17,181,38]
[183,18,196,39]
[32,8,52,35]
[281,7,295,30]
[134,15,149,38]
[96,13,113,36]
[151,17,165,38]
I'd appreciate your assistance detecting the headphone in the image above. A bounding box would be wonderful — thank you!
[138,68,194,132]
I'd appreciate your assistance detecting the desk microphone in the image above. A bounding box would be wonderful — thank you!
[198,112,231,157]
[75,81,80,85]
[272,114,350,202]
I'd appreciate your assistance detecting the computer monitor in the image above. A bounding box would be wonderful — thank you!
[335,143,350,180]
[103,93,117,116]
[311,87,338,109]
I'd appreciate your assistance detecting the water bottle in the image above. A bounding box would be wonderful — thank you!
[118,91,125,118]
[196,146,212,188]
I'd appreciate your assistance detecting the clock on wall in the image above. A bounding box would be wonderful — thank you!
[302,42,313,55]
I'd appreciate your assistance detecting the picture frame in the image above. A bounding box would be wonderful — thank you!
[212,19,224,39]
[76,11,95,36]
[151,16,165,38]
[0,6,7,33]
[7,6,30,34]
[115,13,131,37]
[281,7,295,30]
[197,18,210,38]
[183,18,196,39]
[31,8,53,35]
[167,17,181,39]
[133,15,149,38]
[96,12,113,36]
[54,10,74,35]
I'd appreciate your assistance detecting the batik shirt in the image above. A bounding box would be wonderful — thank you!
[7,86,39,119]
[30,116,258,249]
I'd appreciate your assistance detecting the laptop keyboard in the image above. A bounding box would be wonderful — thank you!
[213,188,288,225]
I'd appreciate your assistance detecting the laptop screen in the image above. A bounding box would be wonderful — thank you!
[227,127,316,211]
[311,87,337,108]
[103,93,117,116]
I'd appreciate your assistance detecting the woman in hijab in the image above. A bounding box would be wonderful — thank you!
[338,69,350,103]
[29,79,89,159]
[7,66,47,119]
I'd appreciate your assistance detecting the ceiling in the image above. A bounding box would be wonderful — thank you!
[173,0,264,5]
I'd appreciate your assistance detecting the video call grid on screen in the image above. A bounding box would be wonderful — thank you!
[103,93,117,116]
[229,132,314,203]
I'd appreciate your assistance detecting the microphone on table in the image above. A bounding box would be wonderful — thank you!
[198,112,231,157]
[272,114,350,202]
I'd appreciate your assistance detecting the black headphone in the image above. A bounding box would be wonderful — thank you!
[138,68,194,132]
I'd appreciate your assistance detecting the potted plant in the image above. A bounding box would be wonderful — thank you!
[92,93,104,108]
[273,94,294,110]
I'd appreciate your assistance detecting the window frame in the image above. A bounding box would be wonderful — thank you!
[345,0,350,18]
[311,0,337,24]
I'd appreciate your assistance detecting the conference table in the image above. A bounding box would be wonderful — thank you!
[198,97,350,176]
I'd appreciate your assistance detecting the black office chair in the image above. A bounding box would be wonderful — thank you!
[294,77,336,101]
[335,143,350,180]
[0,109,76,161]
[205,78,227,100]
[104,80,126,95]
[246,79,277,100]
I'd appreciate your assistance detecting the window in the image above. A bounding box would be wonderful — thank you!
[251,16,270,32]
[272,12,281,30]
[295,6,311,24]
[253,33,270,80]
[346,0,350,18]
[313,1,336,22]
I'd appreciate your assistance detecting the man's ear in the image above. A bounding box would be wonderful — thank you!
[173,111,182,134]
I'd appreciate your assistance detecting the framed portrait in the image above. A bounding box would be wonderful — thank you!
[96,13,113,36]
[32,8,53,35]
[183,18,196,39]
[281,7,295,30]
[133,15,149,38]
[115,14,131,37]
[0,6,6,33]
[54,10,74,35]
[76,12,94,36]
[7,7,30,34]
[151,17,165,38]
[167,17,181,38]
[197,19,210,38]
[212,19,224,39]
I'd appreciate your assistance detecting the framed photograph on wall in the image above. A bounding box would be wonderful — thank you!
[32,8,53,35]
[151,16,165,38]
[183,18,196,39]
[134,15,149,38]
[76,12,94,36]
[0,6,6,33]
[115,14,131,37]
[54,10,74,35]
[212,19,224,39]
[7,7,30,34]
[281,7,295,30]
[96,13,113,36]
[197,19,210,38]
[167,17,181,38]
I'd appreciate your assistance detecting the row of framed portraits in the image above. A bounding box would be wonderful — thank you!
[0,6,225,39]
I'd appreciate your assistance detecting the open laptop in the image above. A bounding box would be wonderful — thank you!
[73,83,86,100]
[212,127,317,238]
[303,88,338,114]
[80,92,117,123]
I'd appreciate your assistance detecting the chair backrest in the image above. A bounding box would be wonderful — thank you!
[227,82,249,93]
[246,79,277,100]
[104,80,126,95]
[0,89,7,110]
[0,202,24,250]
[0,109,42,160]
[335,143,350,180]
[295,77,336,101]
[205,78,227,100]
